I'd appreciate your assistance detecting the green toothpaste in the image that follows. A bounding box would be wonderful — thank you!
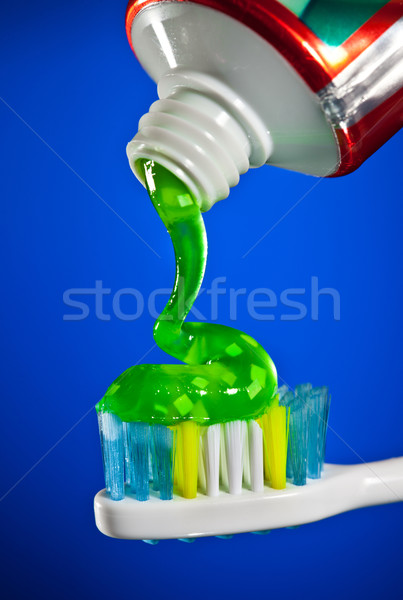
[97,161,277,425]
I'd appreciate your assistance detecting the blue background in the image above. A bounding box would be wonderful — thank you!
[1,1,402,598]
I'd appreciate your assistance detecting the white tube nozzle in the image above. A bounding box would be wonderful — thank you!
[126,70,272,211]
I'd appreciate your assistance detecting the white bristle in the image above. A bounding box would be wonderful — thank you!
[248,420,264,492]
[224,421,245,495]
[198,432,207,494]
[220,424,229,489]
[242,422,251,488]
[203,424,220,497]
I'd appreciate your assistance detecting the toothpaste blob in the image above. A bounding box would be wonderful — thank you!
[97,161,277,425]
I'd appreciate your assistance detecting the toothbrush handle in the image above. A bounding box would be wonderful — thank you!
[348,457,403,508]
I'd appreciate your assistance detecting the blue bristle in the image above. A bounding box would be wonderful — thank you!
[149,435,160,492]
[123,423,136,494]
[320,389,331,472]
[149,442,157,489]
[295,383,312,404]
[98,412,125,501]
[126,422,150,501]
[307,386,330,479]
[277,385,289,403]
[288,397,309,486]
[279,390,294,408]
[123,422,135,491]
[290,384,311,485]
[152,425,174,500]
[123,423,131,487]
[280,390,295,480]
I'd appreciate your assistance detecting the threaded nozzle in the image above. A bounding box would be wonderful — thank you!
[127,71,272,211]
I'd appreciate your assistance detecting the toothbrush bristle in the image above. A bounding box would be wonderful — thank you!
[219,425,229,489]
[248,420,264,492]
[127,422,150,501]
[242,422,251,489]
[198,432,207,494]
[180,421,199,499]
[224,420,245,495]
[260,404,289,490]
[307,386,331,478]
[281,383,331,485]
[288,397,309,486]
[203,423,220,496]
[281,390,296,480]
[97,382,331,502]
[98,412,125,501]
[151,425,174,500]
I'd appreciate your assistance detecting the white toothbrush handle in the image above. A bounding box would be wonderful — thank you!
[345,457,403,509]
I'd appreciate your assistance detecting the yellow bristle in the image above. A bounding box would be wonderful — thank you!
[179,421,200,499]
[261,404,289,490]
[173,425,183,493]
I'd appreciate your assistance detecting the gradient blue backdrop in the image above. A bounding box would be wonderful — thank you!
[1,1,402,598]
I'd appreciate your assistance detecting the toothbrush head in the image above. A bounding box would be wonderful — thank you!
[95,384,341,540]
